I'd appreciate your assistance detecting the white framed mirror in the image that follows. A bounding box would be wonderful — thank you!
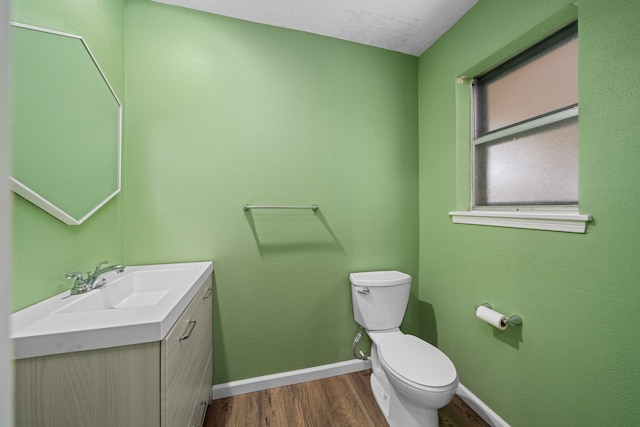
[10,22,122,225]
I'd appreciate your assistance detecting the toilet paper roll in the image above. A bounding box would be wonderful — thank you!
[476,305,508,330]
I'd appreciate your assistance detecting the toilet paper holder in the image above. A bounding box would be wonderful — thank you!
[474,303,523,327]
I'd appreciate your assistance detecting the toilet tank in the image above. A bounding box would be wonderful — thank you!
[350,271,411,331]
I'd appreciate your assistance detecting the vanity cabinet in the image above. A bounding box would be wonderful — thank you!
[14,274,213,427]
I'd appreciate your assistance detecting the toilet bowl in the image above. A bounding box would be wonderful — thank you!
[350,271,459,427]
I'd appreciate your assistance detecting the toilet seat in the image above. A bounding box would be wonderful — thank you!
[378,334,457,391]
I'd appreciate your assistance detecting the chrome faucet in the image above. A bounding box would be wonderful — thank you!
[65,261,126,295]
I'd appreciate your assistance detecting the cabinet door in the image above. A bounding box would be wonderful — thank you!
[161,276,213,427]
[15,342,160,427]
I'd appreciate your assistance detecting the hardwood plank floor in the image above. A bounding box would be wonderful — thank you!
[204,370,489,427]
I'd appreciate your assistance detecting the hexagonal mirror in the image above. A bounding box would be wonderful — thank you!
[10,23,122,225]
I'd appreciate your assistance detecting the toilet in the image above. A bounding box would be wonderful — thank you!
[350,271,459,427]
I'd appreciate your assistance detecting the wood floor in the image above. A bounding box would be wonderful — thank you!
[204,370,489,427]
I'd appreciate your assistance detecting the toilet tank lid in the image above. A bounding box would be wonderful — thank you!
[349,271,411,287]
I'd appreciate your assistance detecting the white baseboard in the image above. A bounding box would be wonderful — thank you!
[456,383,510,427]
[212,360,509,427]
[212,359,370,399]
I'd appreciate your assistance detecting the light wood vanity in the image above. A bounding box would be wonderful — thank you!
[14,273,213,427]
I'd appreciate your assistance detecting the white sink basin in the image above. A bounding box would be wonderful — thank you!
[56,270,182,313]
[11,261,213,359]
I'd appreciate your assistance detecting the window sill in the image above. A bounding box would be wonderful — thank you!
[448,210,592,233]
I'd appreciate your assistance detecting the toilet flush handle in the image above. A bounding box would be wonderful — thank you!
[356,286,370,295]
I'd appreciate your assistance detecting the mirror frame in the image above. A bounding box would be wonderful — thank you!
[10,22,122,225]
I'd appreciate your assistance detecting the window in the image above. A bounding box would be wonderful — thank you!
[473,22,578,207]
[450,20,591,232]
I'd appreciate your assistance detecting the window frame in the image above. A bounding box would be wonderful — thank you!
[448,9,591,233]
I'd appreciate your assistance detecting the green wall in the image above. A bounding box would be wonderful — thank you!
[123,0,419,383]
[11,0,125,311]
[418,0,640,425]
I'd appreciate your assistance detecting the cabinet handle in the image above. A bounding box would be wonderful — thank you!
[179,320,197,341]
[191,401,208,427]
[202,287,212,300]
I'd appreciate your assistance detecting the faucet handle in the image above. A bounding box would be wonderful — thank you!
[66,272,88,290]
[65,271,85,281]
[66,271,90,294]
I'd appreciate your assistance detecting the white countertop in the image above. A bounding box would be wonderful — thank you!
[11,261,213,359]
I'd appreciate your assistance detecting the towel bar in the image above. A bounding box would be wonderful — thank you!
[242,204,319,212]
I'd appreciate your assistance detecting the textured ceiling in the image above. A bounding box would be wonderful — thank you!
[151,0,478,56]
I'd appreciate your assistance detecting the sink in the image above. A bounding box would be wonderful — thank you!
[56,270,183,314]
[11,261,213,359]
